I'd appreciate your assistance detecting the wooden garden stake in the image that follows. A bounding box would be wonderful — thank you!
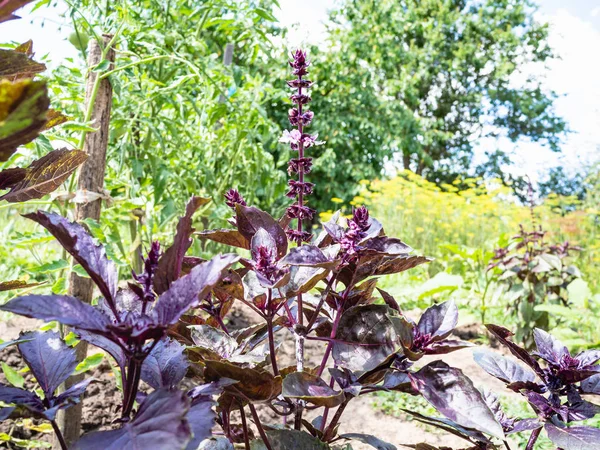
[53,34,115,448]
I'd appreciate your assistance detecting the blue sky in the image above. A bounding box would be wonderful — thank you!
[2,0,599,180]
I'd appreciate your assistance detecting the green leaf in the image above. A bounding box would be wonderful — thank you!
[72,264,91,278]
[2,361,25,388]
[567,278,591,308]
[75,353,104,374]
[92,59,111,72]
[35,259,69,274]
[417,272,463,299]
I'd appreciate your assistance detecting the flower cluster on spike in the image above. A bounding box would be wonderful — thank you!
[131,241,161,304]
[224,188,247,210]
[339,206,371,264]
[281,49,324,244]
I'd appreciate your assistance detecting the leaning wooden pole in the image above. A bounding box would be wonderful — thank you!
[54,34,114,448]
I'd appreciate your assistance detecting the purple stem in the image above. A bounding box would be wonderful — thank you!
[525,427,542,450]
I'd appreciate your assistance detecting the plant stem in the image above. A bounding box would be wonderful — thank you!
[51,420,68,450]
[122,358,142,418]
[323,398,350,441]
[503,440,512,450]
[317,304,343,377]
[525,427,542,450]
[266,315,279,375]
[248,403,273,450]
[306,274,337,332]
[239,402,250,450]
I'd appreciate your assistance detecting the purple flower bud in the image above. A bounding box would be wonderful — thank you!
[287,203,315,220]
[286,180,314,198]
[224,189,247,210]
[286,228,313,244]
[132,241,161,304]
[288,157,313,175]
[287,79,313,89]
[252,245,288,286]
[290,93,311,105]
[350,206,370,232]
[288,108,314,127]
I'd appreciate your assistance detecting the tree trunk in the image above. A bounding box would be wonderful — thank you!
[53,34,114,448]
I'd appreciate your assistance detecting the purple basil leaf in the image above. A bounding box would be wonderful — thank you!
[409,360,504,439]
[533,328,568,365]
[23,211,117,305]
[0,407,15,420]
[576,349,600,367]
[417,300,458,341]
[424,339,474,355]
[582,374,600,394]
[251,227,277,256]
[0,295,110,333]
[0,384,44,413]
[485,325,544,377]
[185,391,217,450]
[44,378,94,421]
[235,204,287,259]
[72,389,191,450]
[75,329,126,372]
[473,349,537,384]
[0,337,32,352]
[360,216,384,242]
[401,408,492,444]
[280,245,337,268]
[545,422,600,450]
[152,253,240,326]
[363,237,412,255]
[509,419,542,434]
[340,433,396,450]
[18,330,77,397]
[322,211,345,242]
[332,305,398,372]
[154,196,209,294]
[141,337,188,390]
[282,372,346,408]
[376,288,400,312]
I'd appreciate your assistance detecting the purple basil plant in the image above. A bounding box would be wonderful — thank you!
[1,49,599,450]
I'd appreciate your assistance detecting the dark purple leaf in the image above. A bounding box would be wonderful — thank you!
[473,349,537,385]
[154,196,210,294]
[376,288,400,312]
[280,245,337,269]
[282,372,345,407]
[332,305,398,372]
[485,325,544,377]
[0,337,31,351]
[141,338,188,389]
[533,328,568,365]
[251,227,277,256]
[576,350,600,367]
[381,371,413,392]
[152,253,239,326]
[424,340,474,355]
[184,393,215,450]
[235,204,287,259]
[190,324,238,360]
[509,419,542,435]
[0,384,43,413]
[45,378,94,420]
[0,0,36,23]
[340,433,396,450]
[545,422,600,450]
[17,330,77,396]
[364,237,412,255]
[582,374,600,394]
[0,295,110,333]
[252,429,329,450]
[203,360,281,402]
[402,409,492,445]
[0,149,87,202]
[72,389,191,450]
[417,300,457,341]
[196,228,250,250]
[321,211,345,242]
[409,361,504,439]
[24,211,118,306]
